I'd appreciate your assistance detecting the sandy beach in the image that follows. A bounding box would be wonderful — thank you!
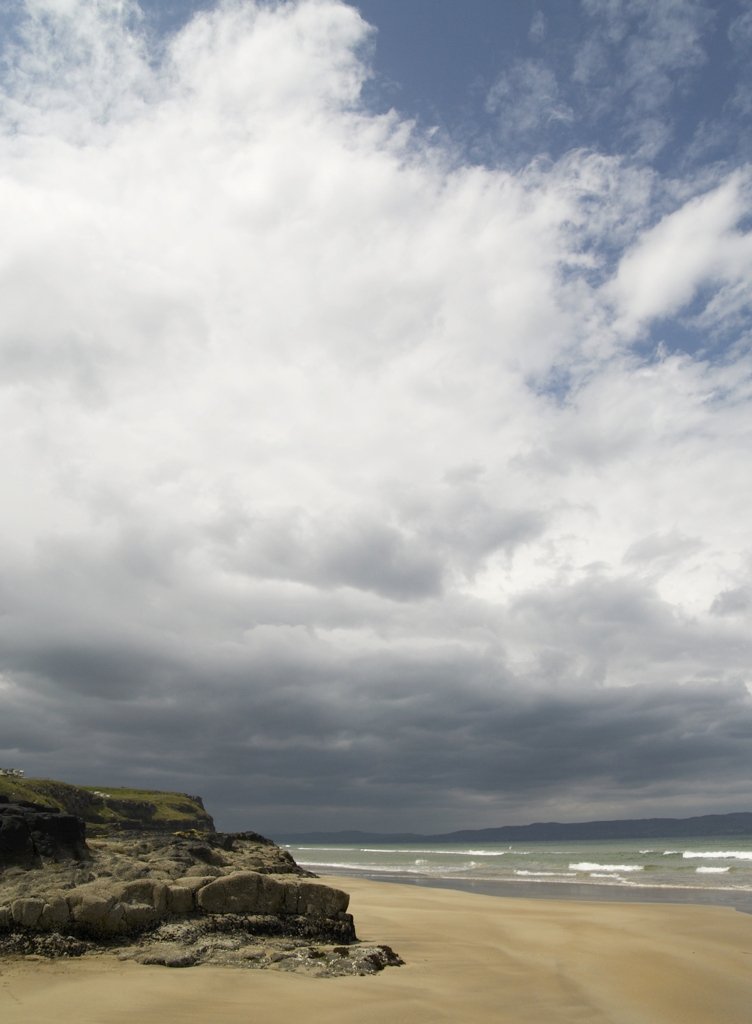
[2,875,752,1024]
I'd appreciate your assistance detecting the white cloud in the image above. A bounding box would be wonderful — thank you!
[604,171,752,334]
[0,0,154,140]
[0,0,750,828]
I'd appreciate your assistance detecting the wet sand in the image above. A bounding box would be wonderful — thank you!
[2,874,752,1024]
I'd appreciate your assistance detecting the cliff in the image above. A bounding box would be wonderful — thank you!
[0,776,214,834]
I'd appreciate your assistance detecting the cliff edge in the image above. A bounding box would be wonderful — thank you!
[0,775,214,834]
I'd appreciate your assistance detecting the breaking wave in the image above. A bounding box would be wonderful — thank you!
[570,863,644,873]
[361,848,508,856]
[682,851,752,861]
[515,870,576,878]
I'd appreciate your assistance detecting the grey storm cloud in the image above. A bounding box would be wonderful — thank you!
[2,547,751,832]
[0,0,751,834]
[711,586,752,617]
[3,614,751,832]
[213,510,445,600]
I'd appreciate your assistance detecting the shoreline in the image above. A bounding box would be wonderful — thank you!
[312,865,752,913]
[2,874,752,1023]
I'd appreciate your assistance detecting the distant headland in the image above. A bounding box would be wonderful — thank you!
[275,811,752,845]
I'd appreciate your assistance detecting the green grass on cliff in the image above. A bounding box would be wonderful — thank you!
[80,785,210,822]
[0,775,71,808]
[0,776,213,832]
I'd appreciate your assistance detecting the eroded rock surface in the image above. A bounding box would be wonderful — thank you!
[0,827,403,976]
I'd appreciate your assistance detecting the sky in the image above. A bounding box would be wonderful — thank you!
[0,0,750,836]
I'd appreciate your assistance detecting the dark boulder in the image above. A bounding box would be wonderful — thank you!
[0,801,89,868]
[0,814,37,868]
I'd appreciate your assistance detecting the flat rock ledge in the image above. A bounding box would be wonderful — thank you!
[0,831,404,977]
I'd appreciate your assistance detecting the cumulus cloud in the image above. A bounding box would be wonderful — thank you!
[0,0,750,832]
[605,172,752,335]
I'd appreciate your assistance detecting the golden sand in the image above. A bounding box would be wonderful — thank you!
[2,875,751,1023]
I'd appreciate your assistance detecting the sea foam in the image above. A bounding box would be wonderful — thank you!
[682,851,752,861]
[515,870,576,878]
[361,848,507,857]
[570,862,644,873]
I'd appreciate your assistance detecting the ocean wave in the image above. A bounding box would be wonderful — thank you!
[290,846,358,852]
[515,870,577,878]
[362,848,434,854]
[570,862,644,873]
[294,858,483,876]
[360,848,507,856]
[292,860,384,870]
[294,860,445,875]
[696,866,731,874]
[682,851,752,861]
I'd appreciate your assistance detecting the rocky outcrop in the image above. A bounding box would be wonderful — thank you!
[0,799,89,868]
[0,790,403,977]
[0,826,404,975]
[1,830,352,935]
[0,869,354,941]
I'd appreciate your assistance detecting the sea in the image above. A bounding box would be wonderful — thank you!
[284,835,752,913]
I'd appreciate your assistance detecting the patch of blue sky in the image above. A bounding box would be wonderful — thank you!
[137,0,212,34]
[633,284,751,364]
[355,0,540,126]
[636,317,714,362]
[355,1,750,180]
[526,364,578,406]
